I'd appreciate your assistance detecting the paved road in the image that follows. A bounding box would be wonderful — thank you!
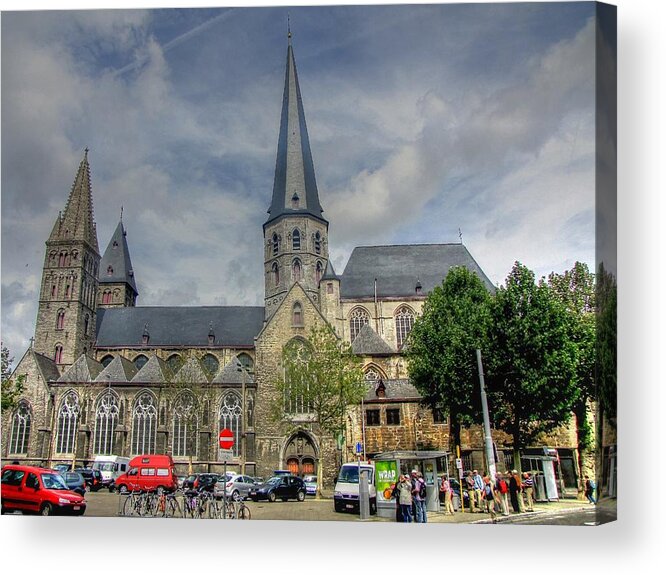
[502,505,609,526]
[80,491,364,521]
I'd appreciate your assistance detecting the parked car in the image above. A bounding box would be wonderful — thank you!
[60,471,87,497]
[1,464,86,516]
[249,475,306,502]
[224,474,257,500]
[53,463,72,474]
[303,475,317,496]
[75,467,104,492]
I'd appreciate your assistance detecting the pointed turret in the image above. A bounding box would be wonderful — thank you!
[266,33,325,226]
[98,220,139,307]
[49,149,99,252]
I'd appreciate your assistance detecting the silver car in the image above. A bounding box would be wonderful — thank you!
[225,474,258,500]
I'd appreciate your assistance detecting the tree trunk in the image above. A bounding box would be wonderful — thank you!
[316,457,324,500]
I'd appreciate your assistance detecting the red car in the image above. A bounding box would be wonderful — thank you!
[1,464,86,516]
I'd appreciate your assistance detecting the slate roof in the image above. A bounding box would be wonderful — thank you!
[321,260,338,281]
[99,221,138,294]
[131,355,171,384]
[58,354,104,383]
[213,358,255,385]
[173,357,210,384]
[351,324,394,355]
[95,355,138,383]
[340,244,494,299]
[363,379,422,402]
[95,306,265,348]
[266,38,325,226]
[33,351,62,383]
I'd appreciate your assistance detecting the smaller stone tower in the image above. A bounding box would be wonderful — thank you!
[98,219,138,308]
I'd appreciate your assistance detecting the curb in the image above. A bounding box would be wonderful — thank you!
[471,505,590,524]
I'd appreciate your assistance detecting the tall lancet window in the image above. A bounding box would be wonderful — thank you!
[94,391,119,455]
[292,259,302,282]
[272,233,280,256]
[272,262,280,287]
[131,392,157,455]
[292,229,301,250]
[55,391,80,453]
[219,392,242,457]
[9,401,31,454]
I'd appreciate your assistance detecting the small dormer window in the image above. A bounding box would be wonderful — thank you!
[208,323,215,346]
[142,324,150,345]
[107,265,113,276]
[291,193,300,209]
[113,241,119,249]
[415,280,422,295]
[376,379,386,398]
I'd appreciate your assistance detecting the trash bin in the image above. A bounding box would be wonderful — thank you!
[452,493,460,511]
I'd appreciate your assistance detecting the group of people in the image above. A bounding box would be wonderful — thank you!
[460,469,536,522]
[391,469,428,523]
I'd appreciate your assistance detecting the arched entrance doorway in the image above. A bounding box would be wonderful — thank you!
[283,431,318,477]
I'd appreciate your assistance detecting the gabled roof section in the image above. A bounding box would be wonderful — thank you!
[32,350,62,383]
[266,35,326,227]
[58,354,104,383]
[363,379,421,402]
[95,306,265,348]
[173,357,211,383]
[131,355,170,384]
[49,149,99,252]
[99,221,138,294]
[340,244,495,299]
[95,356,138,383]
[213,358,255,385]
[351,324,394,355]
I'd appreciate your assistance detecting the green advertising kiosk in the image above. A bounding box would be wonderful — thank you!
[373,450,450,519]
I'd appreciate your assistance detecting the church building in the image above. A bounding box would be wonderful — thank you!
[2,34,581,491]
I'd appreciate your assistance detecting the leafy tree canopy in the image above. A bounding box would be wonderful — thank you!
[2,343,25,414]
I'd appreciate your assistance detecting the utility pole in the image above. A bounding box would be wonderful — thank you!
[476,349,496,481]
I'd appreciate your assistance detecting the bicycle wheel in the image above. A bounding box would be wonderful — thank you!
[238,504,251,520]
[164,497,181,518]
[121,495,134,517]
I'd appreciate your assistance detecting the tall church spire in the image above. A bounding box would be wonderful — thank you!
[266,33,325,226]
[98,220,139,307]
[49,148,99,252]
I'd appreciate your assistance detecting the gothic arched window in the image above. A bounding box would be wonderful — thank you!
[395,306,416,349]
[173,392,199,458]
[272,233,280,256]
[316,261,323,285]
[9,401,31,454]
[202,353,219,377]
[283,338,313,415]
[94,391,119,455]
[349,308,370,342]
[55,391,80,453]
[131,391,157,455]
[54,344,64,364]
[101,355,114,367]
[133,355,148,370]
[84,314,90,336]
[292,229,301,250]
[236,353,254,373]
[219,392,242,457]
[102,290,112,304]
[314,232,322,255]
[292,259,302,282]
[272,262,280,287]
[166,354,183,374]
[56,310,65,330]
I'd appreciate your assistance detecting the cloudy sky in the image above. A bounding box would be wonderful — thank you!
[1,2,598,357]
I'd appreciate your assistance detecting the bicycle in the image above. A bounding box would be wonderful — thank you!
[122,490,147,517]
[226,498,251,520]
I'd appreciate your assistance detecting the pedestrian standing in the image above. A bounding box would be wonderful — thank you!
[398,474,414,522]
[412,470,427,523]
[464,471,476,512]
[495,471,510,516]
[482,475,497,523]
[522,472,534,511]
[509,469,522,512]
[472,469,484,513]
[440,474,454,515]
[392,480,403,522]
[584,475,596,505]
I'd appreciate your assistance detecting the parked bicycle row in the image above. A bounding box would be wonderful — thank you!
[118,490,251,519]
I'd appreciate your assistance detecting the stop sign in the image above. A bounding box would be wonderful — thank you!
[219,428,234,450]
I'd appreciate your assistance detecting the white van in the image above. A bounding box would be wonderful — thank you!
[92,455,130,490]
[333,462,377,514]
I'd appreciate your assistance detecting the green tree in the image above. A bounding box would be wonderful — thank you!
[596,263,616,425]
[406,266,491,452]
[548,262,596,483]
[272,325,366,497]
[2,343,25,414]
[486,262,578,473]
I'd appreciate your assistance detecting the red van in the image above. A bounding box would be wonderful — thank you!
[1,464,86,516]
[113,455,178,494]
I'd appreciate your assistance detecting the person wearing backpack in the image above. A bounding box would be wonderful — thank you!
[482,475,498,523]
[584,475,596,504]
[411,469,428,523]
[495,471,510,516]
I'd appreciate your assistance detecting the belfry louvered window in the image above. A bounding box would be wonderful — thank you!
[131,392,157,455]
[292,229,301,250]
[94,391,119,455]
[55,392,80,453]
